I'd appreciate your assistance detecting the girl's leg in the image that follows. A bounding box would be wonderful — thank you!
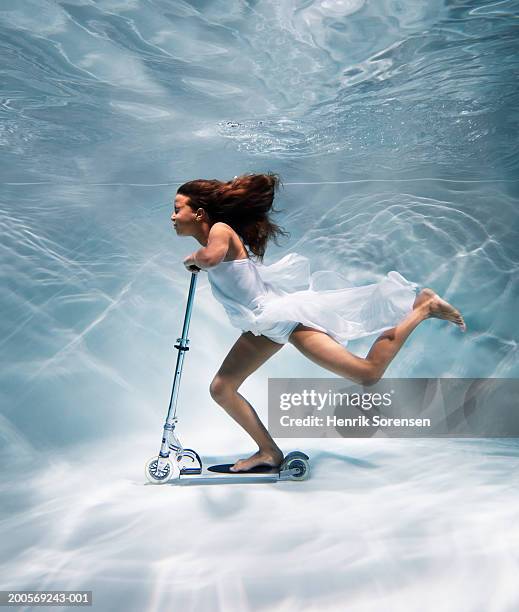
[288,289,465,384]
[209,331,285,472]
[211,289,464,471]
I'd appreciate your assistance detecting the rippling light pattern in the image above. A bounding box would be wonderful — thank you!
[1,1,518,610]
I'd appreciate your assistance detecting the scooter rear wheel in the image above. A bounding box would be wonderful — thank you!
[286,458,310,481]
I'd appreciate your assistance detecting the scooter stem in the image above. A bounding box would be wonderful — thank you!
[159,272,198,459]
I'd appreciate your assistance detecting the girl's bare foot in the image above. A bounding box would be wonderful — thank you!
[229,448,284,473]
[420,288,466,331]
[413,288,436,310]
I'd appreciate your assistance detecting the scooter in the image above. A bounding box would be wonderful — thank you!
[145,271,310,485]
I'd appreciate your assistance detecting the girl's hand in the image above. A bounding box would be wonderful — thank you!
[183,253,201,273]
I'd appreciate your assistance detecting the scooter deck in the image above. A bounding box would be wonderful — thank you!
[207,463,280,474]
[175,452,309,484]
[177,466,282,485]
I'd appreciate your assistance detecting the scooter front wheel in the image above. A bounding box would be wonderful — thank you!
[145,456,178,484]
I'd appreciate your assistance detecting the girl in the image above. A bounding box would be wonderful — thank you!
[171,173,466,473]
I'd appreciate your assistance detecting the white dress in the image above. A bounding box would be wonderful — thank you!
[206,253,419,345]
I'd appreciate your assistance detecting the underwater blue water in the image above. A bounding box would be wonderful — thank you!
[1,2,518,610]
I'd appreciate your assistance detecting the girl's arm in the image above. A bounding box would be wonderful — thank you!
[188,223,231,270]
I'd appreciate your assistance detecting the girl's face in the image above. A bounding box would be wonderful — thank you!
[171,194,197,236]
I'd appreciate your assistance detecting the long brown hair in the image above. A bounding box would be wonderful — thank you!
[176,172,289,262]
